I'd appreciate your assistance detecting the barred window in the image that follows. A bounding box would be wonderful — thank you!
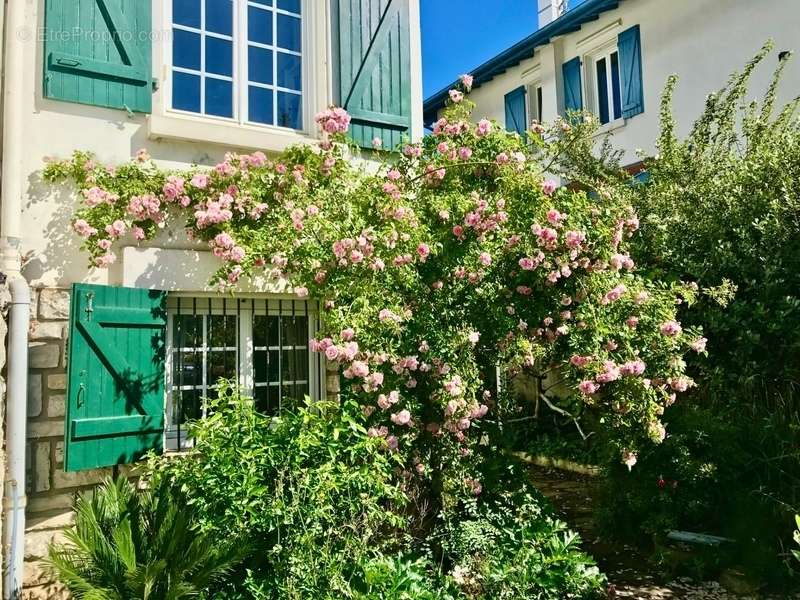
[165,296,323,449]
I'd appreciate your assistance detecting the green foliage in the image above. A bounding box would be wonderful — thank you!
[148,384,603,599]
[46,99,702,487]
[554,42,800,586]
[794,516,800,563]
[46,477,239,599]
[436,463,605,599]
[149,381,408,599]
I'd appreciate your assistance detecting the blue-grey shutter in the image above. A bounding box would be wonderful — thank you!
[504,86,527,135]
[334,0,413,150]
[618,25,644,118]
[43,0,153,113]
[562,57,583,114]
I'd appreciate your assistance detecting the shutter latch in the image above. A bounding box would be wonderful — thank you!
[55,57,81,67]
[84,292,95,321]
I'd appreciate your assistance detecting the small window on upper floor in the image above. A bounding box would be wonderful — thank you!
[169,0,304,130]
[527,83,544,124]
[593,48,622,125]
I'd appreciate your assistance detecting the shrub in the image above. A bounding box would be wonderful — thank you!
[436,462,605,599]
[555,42,800,585]
[148,384,603,599]
[149,381,409,598]
[46,477,239,599]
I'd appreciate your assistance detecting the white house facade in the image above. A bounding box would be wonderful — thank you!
[0,0,423,596]
[423,0,800,168]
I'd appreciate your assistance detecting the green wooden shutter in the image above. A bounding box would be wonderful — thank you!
[65,284,166,472]
[562,56,583,115]
[504,86,528,135]
[334,0,412,149]
[43,0,153,113]
[618,25,644,118]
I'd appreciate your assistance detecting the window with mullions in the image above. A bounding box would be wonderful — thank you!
[170,0,304,129]
[165,296,322,449]
[594,49,622,125]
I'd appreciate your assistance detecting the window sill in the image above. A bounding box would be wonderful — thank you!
[147,111,318,153]
[593,117,627,137]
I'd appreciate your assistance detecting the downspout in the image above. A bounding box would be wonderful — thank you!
[1,1,30,598]
[1,0,26,275]
[3,279,29,600]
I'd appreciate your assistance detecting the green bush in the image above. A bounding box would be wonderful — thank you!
[150,381,409,598]
[436,462,605,600]
[145,384,604,599]
[555,42,800,586]
[46,477,239,599]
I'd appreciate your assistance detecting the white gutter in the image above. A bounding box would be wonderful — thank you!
[3,279,29,600]
[1,1,30,598]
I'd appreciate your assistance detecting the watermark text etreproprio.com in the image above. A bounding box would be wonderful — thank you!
[17,26,173,43]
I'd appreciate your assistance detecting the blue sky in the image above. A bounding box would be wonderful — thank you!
[421,0,539,98]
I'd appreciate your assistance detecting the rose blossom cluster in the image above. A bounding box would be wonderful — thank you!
[210,232,246,263]
[315,107,351,134]
[194,194,234,228]
[83,186,118,207]
[127,194,163,223]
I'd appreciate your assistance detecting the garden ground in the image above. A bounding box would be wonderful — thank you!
[528,465,800,600]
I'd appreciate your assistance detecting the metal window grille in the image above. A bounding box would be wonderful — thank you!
[165,295,324,450]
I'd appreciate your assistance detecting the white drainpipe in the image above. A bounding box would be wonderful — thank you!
[1,0,31,598]
[3,279,29,599]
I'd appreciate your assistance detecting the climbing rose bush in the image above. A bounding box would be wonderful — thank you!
[44,97,703,499]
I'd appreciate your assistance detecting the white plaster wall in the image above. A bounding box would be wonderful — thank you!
[12,0,423,290]
[448,0,800,165]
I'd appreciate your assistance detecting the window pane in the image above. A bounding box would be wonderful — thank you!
[172,314,202,347]
[595,57,609,125]
[205,0,233,35]
[173,29,201,70]
[206,37,233,76]
[277,14,301,52]
[248,6,273,45]
[283,316,307,346]
[536,86,543,122]
[249,86,274,124]
[610,51,622,120]
[208,315,237,347]
[277,52,301,90]
[277,92,302,129]
[205,78,233,117]
[294,349,309,381]
[248,46,273,85]
[278,0,301,14]
[173,0,201,28]
[177,389,203,423]
[173,71,201,112]
[255,386,278,415]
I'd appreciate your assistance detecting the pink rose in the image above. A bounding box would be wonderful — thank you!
[660,320,682,337]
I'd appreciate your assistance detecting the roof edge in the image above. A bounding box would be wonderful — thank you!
[422,0,622,124]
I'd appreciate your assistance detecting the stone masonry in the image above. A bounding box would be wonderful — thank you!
[21,287,341,597]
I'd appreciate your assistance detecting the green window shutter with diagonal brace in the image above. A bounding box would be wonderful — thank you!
[65,284,166,472]
[334,0,412,150]
[43,0,153,113]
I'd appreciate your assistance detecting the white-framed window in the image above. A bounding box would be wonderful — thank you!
[165,295,323,449]
[527,82,544,124]
[588,45,622,125]
[168,0,305,131]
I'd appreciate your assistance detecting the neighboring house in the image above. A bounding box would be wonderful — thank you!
[0,0,423,596]
[423,0,800,168]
